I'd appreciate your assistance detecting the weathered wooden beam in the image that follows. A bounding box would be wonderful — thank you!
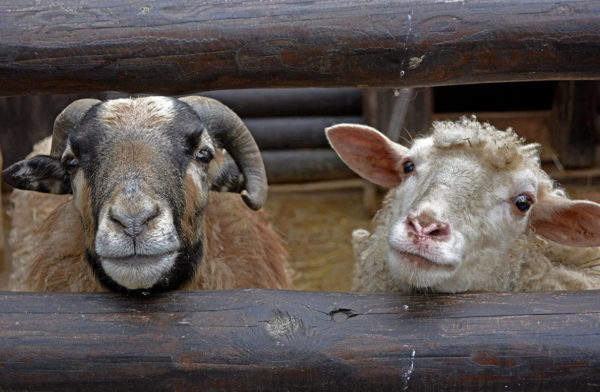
[1,0,600,95]
[0,289,599,391]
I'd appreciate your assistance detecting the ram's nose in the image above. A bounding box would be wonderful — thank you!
[109,205,160,238]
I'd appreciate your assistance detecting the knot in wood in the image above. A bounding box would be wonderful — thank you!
[265,310,301,339]
[328,308,358,322]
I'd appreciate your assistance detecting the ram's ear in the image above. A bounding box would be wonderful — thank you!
[2,155,71,194]
[531,193,600,247]
[326,124,408,188]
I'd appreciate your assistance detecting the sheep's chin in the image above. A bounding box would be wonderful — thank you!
[386,249,459,289]
[100,252,178,290]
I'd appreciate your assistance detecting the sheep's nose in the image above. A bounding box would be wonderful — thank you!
[109,206,160,238]
[406,214,451,241]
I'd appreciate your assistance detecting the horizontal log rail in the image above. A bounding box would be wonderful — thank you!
[1,0,600,95]
[1,289,599,391]
[202,88,363,118]
[248,116,363,150]
[262,149,356,183]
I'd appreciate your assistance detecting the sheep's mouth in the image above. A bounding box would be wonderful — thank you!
[394,251,456,272]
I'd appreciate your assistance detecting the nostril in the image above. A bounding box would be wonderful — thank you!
[138,205,160,226]
[109,209,129,228]
[423,223,451,239]
[406,215,421,234]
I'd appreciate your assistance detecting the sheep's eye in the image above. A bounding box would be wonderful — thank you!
[64,158,79,174]
[514,194,533,213]
[195,148,214,164]
[403,160,415,174]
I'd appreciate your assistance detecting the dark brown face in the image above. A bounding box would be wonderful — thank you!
[3,96,257,293]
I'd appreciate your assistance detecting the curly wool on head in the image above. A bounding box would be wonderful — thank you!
[432,115,559,201]
[432,115,540,170]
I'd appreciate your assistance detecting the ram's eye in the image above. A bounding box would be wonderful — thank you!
[514,194,534,213]
[63,158,79,174]
[402,160,415,174]
[195,148,214,164]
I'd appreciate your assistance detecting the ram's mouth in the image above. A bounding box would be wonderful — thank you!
[98,251,179,290]
[393,250,456,272]
[100,252,178,266]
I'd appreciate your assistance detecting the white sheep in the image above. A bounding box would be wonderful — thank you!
[326,116,600,293]
[4,96,292,293]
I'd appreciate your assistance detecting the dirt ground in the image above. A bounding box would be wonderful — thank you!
[266,187,373,292]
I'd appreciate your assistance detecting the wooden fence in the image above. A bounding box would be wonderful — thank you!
[1,0,599,95]
[1,1,600,391]
[2,290,600,391]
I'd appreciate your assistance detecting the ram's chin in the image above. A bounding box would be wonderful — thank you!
[100,253,178,290]
[386,250,458,290]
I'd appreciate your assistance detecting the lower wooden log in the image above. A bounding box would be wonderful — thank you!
[246,116,363,150]
[262,149,356,183]
[0,289,599,391]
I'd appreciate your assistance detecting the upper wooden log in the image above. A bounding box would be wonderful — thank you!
[1,0,600,95]
[1,289,600,391]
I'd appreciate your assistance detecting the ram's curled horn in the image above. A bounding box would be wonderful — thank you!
[178,96,268,211]
[50,99,101,157]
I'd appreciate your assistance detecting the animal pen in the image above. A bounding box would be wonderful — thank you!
[1,0,600,390]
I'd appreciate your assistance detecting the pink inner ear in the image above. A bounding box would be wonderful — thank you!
[532,197,600,247]
[326,124,407,188]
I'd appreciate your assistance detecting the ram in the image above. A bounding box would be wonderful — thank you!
[327,117,600,293]
[3,96,292,293]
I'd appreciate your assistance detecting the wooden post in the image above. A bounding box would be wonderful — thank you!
[0,149,4,284]
[550,81,600,168]
[1,1,600,95]
[360,88,433,214]
[1,289,599,391]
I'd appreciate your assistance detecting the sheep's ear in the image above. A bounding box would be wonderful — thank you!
[325,124,408,188]
[531,194,600,247]
[2,155,71,194]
